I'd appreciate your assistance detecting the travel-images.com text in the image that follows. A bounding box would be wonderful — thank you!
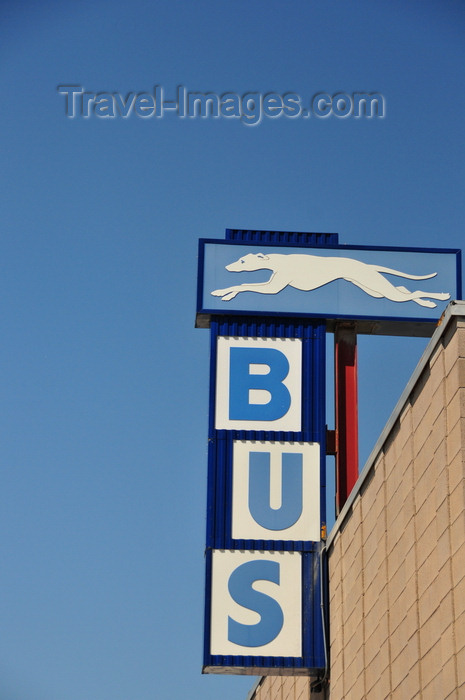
[58,86,385,125]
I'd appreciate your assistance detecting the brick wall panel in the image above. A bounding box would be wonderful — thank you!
[453,573,465,618]
[447,420,465,463]
[364,583,388,636]
[444,321,465,375]
[417,517,439,568]
[400,663,421,700]
[346,673,365,700]
[451,540,465,587]
[450,510,465,559]
[429,357,444,392]
[391,634,417,691]
[420,640,443,690]
[450,473,465,524]
[293,678,308,700]
[446,388,465,433]
[450,512,465,556]
[441,657,459,700]
[456,646,465,686]
[411,376,431,433]
[403,541,417,585]
[367,664,391,699]
[422,673,445,700]
[402,486,416,529]
[282,676,295,700]
[445,358,465,405]
[435,498,450,539]
[419,606,443,656]
[426,383,447,427]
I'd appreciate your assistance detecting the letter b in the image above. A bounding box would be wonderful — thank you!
[229,348,291,421]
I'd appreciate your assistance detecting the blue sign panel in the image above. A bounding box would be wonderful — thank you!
[197,240,461,335]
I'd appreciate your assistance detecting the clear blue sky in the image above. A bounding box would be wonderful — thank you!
[1,2,464,699]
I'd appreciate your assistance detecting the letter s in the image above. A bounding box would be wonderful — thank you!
[227,560,284,647]
[282,92,301,117]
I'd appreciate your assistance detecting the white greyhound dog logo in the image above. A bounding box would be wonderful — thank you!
[211,253,451,308]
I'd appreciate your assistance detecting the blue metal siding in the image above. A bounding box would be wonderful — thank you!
[225,229,339,247]
[301,550,326,672]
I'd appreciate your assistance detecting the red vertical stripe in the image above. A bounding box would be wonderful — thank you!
[335,325,359,514]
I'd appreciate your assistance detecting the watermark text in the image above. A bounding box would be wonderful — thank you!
[57,85,385,125]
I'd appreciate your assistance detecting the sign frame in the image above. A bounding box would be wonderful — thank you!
[196,238,462,336]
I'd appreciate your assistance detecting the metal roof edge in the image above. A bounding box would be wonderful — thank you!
[327,300,465,550]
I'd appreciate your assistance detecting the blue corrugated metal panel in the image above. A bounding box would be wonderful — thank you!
[203,655,312,674]
[302,550,326,671]
[303,321,327,533]
[205,439,216,546]
[207,321,218,436]
[203,545,213,667]
[225,229,339,247]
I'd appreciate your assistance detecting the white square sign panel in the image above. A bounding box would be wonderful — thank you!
[210,549,302,657]
[215,336,302,431]
[232,440,320,542]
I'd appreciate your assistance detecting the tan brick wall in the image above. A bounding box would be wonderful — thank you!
[249,676,320,700]
[248,306,465,700]
[330,313,465,699]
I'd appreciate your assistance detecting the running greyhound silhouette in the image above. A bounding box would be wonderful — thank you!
[211,253,451,308]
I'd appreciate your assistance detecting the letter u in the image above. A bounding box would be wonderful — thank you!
[248,451,303,530]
